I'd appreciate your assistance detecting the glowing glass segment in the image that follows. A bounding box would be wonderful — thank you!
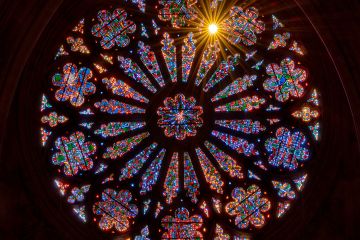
[67,185,90,203]
[183,152,200,203]
[245,50,257,61]
[73,205,86,222]
[163,152,179,204]
[140,23,149,38]
[161,33,177,82]
[263,58,307,102]
[52,63,95,107]
[215,120,266,134]
[119,143,158,181]
[203,54,241,92]
[276,201,291,218]
[72,18,84,34]
[94,99,145,114]
[195,42,219,86]
[196,148,223,194]
[54,179,69,196]
[93,188,138,232]
[157,94,203,140]
[161,207,203,239]
[272,15,284,30]
[309,122,320,141]
[224,7,265,46]
[94,122,146,138]
[268,33,290,50]
[103,132,149,159]
[79,108,94,115]
[293,174,308,191]
[204,141,243,179]
[265,127,310,170]
[100,54,114,64]
[181,32,196,82]
[200,201,209,217]
[215,96,265,112]
[155,202,164,218]
[308,89,320,106]
[127,0,146,12]
[138,41,165,87]
[152,19,160,35]
[212,198,222,213]
[135,226,150,240]
[140,149,166,194]
[252,59,264,70]
[41,112,68,127]
[94,163,108,174]
[41,94,52,112]
[67,37,90,54]
[248,170,261,180]
[290,41,304,55]
[143,200,151,214]
[292,106,319,122]
[102,77,149,103]
[272,181,296,199]
[93,63,107,73]
[158,0,198,28]
[40,127,51,147]
[52,131,96,176]
[212,131,258,156]
[225,185,271,229]
[54,45,69,60]
[215,224,232,240]
[91,9,136,49]
[211,75,256,102]
[118,56,157,93]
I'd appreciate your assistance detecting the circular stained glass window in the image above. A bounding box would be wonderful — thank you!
[39,0,322,238]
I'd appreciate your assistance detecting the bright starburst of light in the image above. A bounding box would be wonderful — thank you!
[208,23,219,35]
[177,0,246,61]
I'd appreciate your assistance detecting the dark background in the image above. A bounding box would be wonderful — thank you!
[0,0,359,239]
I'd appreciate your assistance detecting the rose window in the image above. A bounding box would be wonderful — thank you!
[39,0,322,238]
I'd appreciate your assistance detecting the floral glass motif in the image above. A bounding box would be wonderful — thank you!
[226,185,271,229]
[41,1,321,238]
[263,58,308,102]
[92,8,136,49]
[158,0,198,28]
[265,127,310,170]
[224,6,265,46]
[161,207,203,239]
[93,189,138,232]
[52,131,96,176]
[52,63,95,107]
[157,94,203,140]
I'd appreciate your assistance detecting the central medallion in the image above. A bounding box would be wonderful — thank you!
[157,94,203,140]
